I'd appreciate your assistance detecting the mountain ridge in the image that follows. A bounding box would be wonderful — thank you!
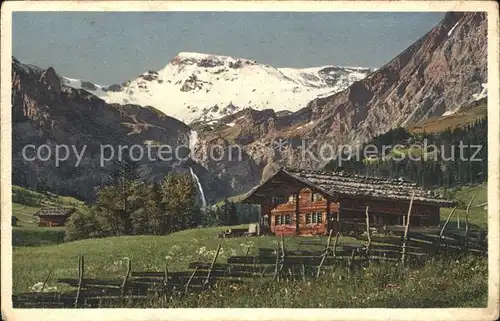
[59,52,375,124]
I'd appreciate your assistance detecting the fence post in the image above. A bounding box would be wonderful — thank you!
[164,257,169,289]
[347,249,355,276]
[204,244,221,287]
[365,206,372,262]
[438,206,457,252]
[280,235,286,272]
[332,232,340,259]
[40,269,53,293]
[316,229,333,278]
[185,266,199,294]
[273,244,280,281]
[120,258,132,298]
[401,192,415,266]
[464,194,476,250]
[252,255,257,279]
[74,256,84,308]
[241,246,251,269]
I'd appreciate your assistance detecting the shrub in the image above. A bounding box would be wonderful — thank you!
[65,209,110,241]
[64,172,202,240]
[12,228,66,246]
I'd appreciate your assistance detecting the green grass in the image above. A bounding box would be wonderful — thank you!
[12,225,487,307]
[12,203,41,228]
[213,192,249,206]
[12,185,84,208]
[437,183,488,229]
[12,225,365,295]
[12,227,66,247]
[409,103,487,134]
[119,255,487,308]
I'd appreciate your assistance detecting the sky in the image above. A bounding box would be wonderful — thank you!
[12,12,445,85]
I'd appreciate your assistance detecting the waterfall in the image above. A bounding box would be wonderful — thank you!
[188,130,198,154]
[189,166,207,208]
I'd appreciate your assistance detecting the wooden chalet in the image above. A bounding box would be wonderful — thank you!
[34,207,75,227]
[242,168,456,236]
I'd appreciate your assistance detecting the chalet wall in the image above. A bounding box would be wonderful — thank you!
[267,188,339,236]
[38,215,68,227]
[339,198,441,227]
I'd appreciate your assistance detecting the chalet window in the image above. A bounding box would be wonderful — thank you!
[305,212,323,224]
[311,193,324,202]
[272,196,287,205]
[288,195,296,203]
[275,214,292,225]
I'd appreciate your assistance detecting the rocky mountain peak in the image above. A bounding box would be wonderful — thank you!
[170,52,258,69]
[39,67,61,94]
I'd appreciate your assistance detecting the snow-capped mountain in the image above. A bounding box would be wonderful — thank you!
[61,52,374,124]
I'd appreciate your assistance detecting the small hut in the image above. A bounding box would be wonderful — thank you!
[34,207,75,227]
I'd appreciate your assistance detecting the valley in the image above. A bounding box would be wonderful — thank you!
[8,10,492,311]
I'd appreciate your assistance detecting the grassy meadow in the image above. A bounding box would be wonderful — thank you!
[114,254,488,308]
[408,103,487,134]
[438,183,488,229]
[12,224,488,308]
[11,183,488,307]
[12,226,358,294]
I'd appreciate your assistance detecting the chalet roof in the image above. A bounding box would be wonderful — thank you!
[242,168,456,207]
[34,207,75,217]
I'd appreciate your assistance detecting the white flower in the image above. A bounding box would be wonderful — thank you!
[31,282,44,292]
[30,282,57,292]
